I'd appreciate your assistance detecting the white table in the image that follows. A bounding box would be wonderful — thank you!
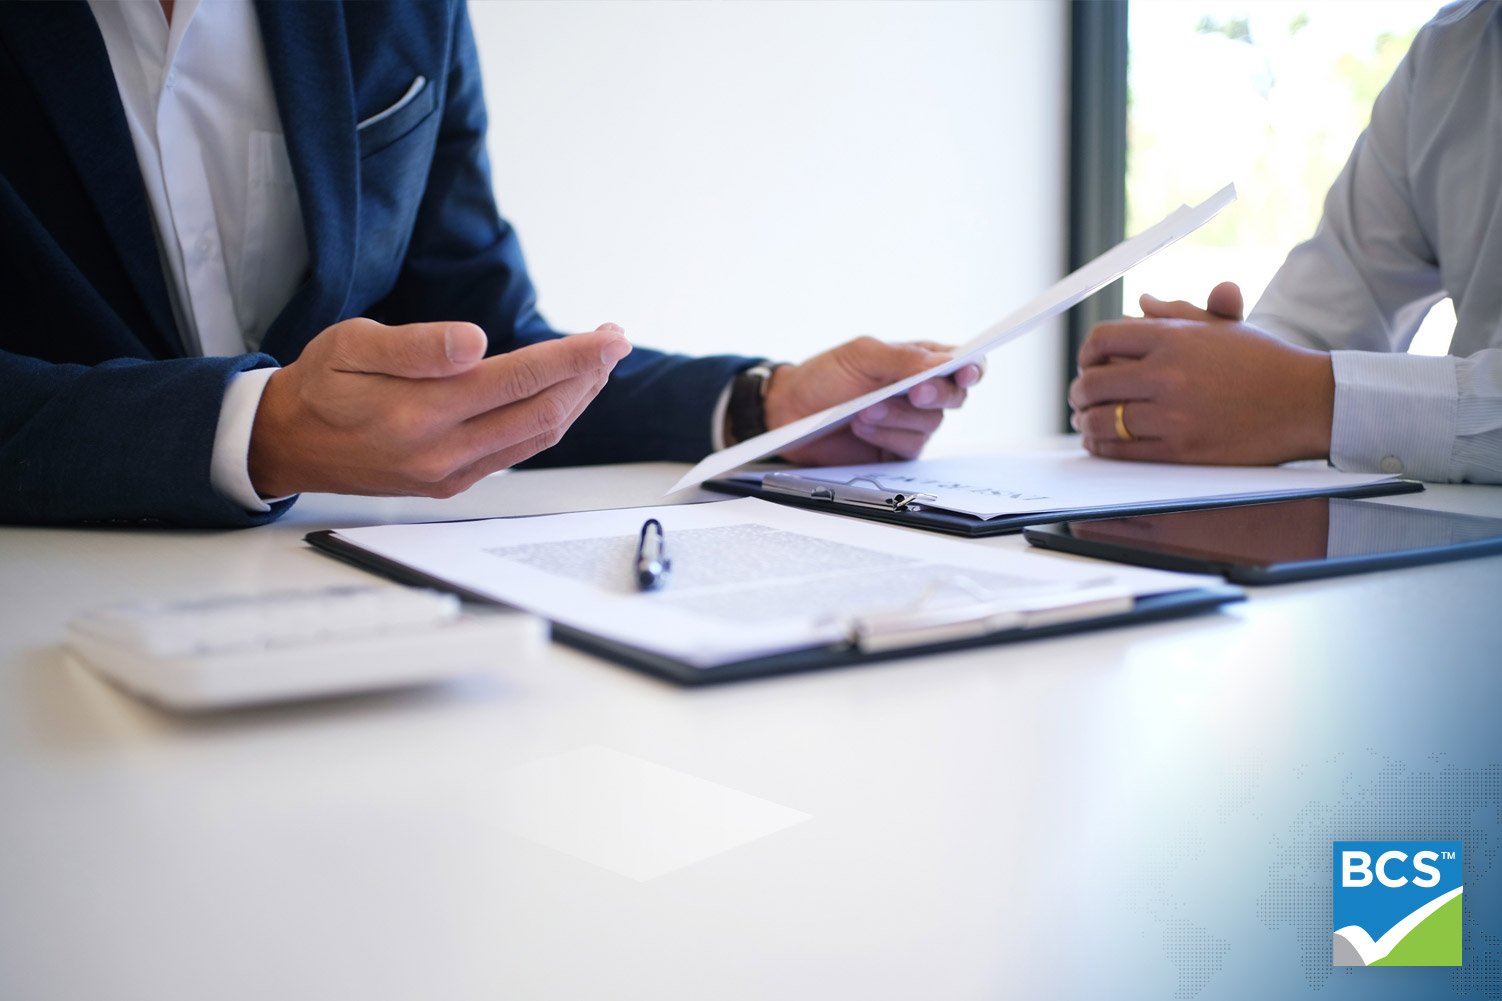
[2,463,1498,1001]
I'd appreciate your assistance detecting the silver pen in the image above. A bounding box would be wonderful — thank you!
[635,518,671,591]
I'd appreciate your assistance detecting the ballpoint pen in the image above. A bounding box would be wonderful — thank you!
[635,518,671,591]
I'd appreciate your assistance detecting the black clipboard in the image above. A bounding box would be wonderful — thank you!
[705,471,1425,538]
[305,528,1245,686]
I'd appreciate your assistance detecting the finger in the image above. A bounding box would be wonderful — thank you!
[1078,320,1171,368]
[848,418,933,459]
[399,327,621,483]
[1068,359,1153,410]
[329,319,491,378]
[445,363,611,490]
[531,363,610,443]
[414,369,607,494]
[591,322,634,363]
[906,375,967,409]
[427,426,574,498]
[952,361,985,389]
[900,341,984,391]
[439,325,630,421]
[1206,281,1245,321]
[1140,283,1244,323]
[854,397,944,435]
[447,369,606,469]
[1083,435,1181,463]
[1140,293,1215,323]
[1076,400,1164,446]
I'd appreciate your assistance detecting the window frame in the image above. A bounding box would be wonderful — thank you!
[1063,0,1129,429]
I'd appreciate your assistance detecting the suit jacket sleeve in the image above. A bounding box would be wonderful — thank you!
[367,3,757,467]
[0,5,295,527]
[0,349,293,526]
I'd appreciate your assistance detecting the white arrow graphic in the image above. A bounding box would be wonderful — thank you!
[1333,885,1463,966]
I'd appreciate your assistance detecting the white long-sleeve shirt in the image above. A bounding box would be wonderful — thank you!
[1248,0,1502,484]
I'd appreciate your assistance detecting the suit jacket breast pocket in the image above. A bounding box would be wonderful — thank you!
[355,75,441,289]
[357,76,438,157]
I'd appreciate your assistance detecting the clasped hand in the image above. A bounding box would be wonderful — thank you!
[1069,281,1335,466]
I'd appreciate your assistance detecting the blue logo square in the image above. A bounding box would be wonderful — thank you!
[1332,840,1462,966]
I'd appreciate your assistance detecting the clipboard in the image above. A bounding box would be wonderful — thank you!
[705,470,1425,538]
[305,526,1244,686]
[545,585,1243,684]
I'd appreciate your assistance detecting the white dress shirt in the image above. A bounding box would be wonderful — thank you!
[1248,0,1502,484]
[90,0,307,511]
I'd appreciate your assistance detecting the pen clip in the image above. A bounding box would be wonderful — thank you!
[762,472,937,512]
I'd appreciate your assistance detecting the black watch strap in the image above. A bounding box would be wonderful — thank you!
[728,363,779,444]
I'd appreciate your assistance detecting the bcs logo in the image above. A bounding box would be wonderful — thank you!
[1332,841,1462,966]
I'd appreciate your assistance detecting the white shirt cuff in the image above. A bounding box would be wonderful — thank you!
[1329,350,1459,481]
[210,367,280,512]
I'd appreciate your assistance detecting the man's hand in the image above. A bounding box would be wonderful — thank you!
[248,318,632,498]
[1068,281,1335,465]
[759,337,984,465]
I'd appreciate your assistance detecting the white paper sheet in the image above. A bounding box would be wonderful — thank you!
[669,184,1237,494]
[329,498,1216,669]
[731,452,1405,520]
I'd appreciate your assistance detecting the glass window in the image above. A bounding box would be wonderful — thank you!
[1124,1,1452,355]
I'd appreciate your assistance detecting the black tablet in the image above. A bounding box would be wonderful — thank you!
[1023,497,1502,584]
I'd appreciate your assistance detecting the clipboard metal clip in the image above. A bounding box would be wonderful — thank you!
[761,472,938,512]
[846,579,1133,653]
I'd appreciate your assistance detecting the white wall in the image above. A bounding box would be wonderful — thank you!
[469,0,1067,451]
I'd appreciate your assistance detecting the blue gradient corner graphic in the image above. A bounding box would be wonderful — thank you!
[1332,841,1462,967]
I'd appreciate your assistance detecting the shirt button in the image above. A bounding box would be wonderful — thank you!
[195,236,214,258]
[165,69,178,89]
[1380,455,1403,474]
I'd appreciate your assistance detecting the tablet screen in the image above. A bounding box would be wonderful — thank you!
[1059,498,1502,570]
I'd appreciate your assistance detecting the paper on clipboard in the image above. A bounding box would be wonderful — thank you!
[319,497,1216,670]
[669,183,1237,495]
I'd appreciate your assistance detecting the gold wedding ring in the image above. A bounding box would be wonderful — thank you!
[1114,402,1134,442]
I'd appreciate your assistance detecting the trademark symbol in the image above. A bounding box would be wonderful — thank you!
[1442,851,1458,860]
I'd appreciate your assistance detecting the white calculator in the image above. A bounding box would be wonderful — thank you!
[64,584,546,710]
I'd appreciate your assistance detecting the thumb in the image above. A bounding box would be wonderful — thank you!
[328,319,488,377]
[1206,280,1245,321]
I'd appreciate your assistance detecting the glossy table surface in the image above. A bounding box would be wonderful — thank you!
[2,462,1498,1000]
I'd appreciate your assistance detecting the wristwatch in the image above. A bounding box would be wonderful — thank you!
[728,363,781,444]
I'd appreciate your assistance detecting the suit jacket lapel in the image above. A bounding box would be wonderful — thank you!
[253,0,358,361]
[0,1,184,358]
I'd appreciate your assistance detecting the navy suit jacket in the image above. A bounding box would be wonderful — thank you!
[0,1,751,526]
